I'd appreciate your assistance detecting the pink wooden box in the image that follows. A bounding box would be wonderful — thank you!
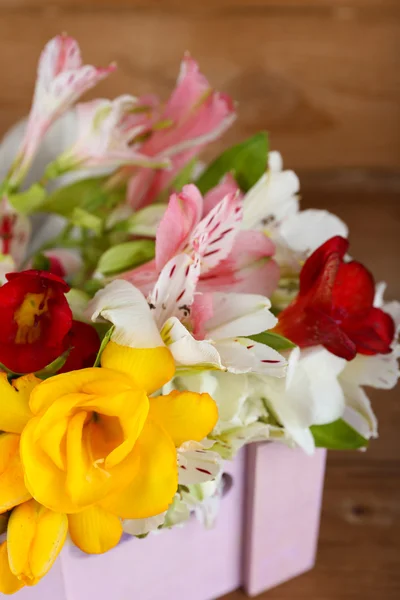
[12,444,326,600]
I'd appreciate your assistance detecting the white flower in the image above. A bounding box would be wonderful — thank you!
[256,346,347,454]
[242,151,348,266]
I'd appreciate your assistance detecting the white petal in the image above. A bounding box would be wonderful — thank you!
[87,279,163,347]
[161,317,223,369]
[215,338,287,377]
[178,441,222,485]
[341,350,400,390]
[341,381,378,439]
[268,150,283,172]
[123,512,166,536]
[298,347,346,424]
[242,169,300,231]
[191,192,243,272]
[280,209,348,255]
[149,252,201,327]
[204,292,277,340]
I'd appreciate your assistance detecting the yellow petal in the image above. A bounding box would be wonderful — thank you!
[149,391,218,447]
[7,500,67,583]
[101,420,178,519]
[0,433,31,514]
[68,506,122,554]
[29,367,135,416]
[6,500,36,581]
[21,417,79,514]
[29,505,67,580]
[0,542,24,595]
[101,342,175,394]
[0,373,38,434]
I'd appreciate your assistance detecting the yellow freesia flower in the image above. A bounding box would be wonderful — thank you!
[0,542,24,595]
[7,500,67,587]
[20,342,218,533]
[0,373,40,514]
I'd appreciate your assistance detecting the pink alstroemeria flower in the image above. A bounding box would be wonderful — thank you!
[123,181,279,298]
[8,35,115,188]
[125,55,236,209]
[46,95,170,176]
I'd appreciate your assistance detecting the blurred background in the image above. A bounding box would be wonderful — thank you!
[0,1,399,598]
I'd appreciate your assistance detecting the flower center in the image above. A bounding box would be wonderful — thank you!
[14,292,49,344]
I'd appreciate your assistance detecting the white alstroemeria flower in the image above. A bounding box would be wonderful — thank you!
[7,35,114,188]
[257,346,347,454]
[340,284,400,439]
[242,151,348,265]
[47,96,168,176]
[177,439,221,485]
[166,371,289,458]
[88,253,287,378]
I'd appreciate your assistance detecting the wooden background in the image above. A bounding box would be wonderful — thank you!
[0,1,399,599]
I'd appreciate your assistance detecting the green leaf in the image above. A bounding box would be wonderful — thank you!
[112,204,166,237]
[196,132,268,194]
[249,331,296,351]
[311,419,368,450]
[8,183,47,214]
[41,177,124,218]
[93,326,115,367]
[97,240,155,276]
[71,207,103,235]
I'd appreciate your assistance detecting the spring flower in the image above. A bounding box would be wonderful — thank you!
[8,35,115,188]
[0,270,100,374]
[0,374,39,514]
[124,183,279,298]
[0,270,72,373]
[20,344,218,524]
[275,236,395,360]
[0,543,24,595]
[45,96,169,178]
[126,55,235,208]
[90,259,286,378]
[242,151,348,266]
[6,500,68,587]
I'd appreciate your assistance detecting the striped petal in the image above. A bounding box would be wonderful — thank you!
[68,506,122,554]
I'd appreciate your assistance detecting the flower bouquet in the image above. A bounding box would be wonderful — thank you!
[0,35,398,598]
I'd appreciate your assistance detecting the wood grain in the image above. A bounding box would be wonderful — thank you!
[221,187,400,600]
[0,5,399,170]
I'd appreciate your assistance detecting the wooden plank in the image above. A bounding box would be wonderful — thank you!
[0,1,397,11]
[0,9,399,170]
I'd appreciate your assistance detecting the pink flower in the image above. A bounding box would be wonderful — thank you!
[9,35,115,187]
[46,96,169,176]
[122,182,279,298]
[125,55,236,209]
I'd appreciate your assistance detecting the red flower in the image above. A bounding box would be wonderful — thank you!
[0,270,100,374]
[0,270,72,372]
[60,320,100,373]
[275,236,395,360]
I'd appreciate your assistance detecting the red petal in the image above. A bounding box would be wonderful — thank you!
[300,236,348,297]
[342,307,395,355]
[0,342,65,373]
[331,261,375,318]
[60,321,100,373]
[306,307,357,360]
[6,270,70,293]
